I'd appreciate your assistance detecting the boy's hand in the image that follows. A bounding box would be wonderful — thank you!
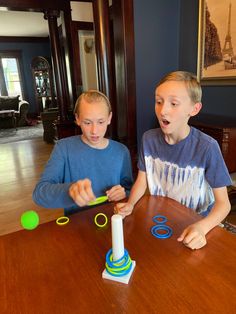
[177,223,207,250]
[69,179,96,207]
[106,185,126,202]
[114,202,134,218]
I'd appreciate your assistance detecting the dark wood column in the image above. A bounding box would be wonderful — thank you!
[44,10,69,122]
[92,0,114,100]
[92,0,116,139]
[112,0,136,144]
[112,0,137,172]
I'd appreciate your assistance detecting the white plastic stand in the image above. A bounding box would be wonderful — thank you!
[102,261,136,284]
[102,214,136,284]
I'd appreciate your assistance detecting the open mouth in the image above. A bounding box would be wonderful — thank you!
[161,119,170,127]
[91,136,99,141]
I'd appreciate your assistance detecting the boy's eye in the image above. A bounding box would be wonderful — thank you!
[155,100,162,105]
[83,121,91,125]
[171,103,178,107]
[98,120,105,124]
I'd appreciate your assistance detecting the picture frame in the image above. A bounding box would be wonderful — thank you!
[197,0,236,85]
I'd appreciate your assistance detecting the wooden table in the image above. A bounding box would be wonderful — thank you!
[1,196,236,313]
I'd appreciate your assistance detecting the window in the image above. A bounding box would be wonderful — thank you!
[0,51,24,99]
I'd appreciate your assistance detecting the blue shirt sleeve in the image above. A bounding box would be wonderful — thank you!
[120,147,133,195]
[205,139,232,188]
[32,141,77,209]
[137,134,146,172]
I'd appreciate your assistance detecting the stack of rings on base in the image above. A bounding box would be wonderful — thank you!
[105,248,132,277]
[151,214,173,239]
[94,213,108,228]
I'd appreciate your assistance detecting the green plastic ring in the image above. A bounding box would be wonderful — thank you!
[88,195,108,206]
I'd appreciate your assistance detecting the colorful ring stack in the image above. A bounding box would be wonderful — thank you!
[105,248,132,277]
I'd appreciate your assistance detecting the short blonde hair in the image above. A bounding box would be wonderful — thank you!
[74,90,112,115]
[156,71,202,103]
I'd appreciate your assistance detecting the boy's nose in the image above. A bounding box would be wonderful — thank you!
[91,124,97,134]
[159,103,168,116]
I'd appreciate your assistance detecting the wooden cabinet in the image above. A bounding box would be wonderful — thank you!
[31,56,55,114]
[190,114,236,173]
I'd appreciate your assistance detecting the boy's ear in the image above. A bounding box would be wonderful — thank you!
[190,102,202,117]
[75,114,81,126]
[107,112,112,125]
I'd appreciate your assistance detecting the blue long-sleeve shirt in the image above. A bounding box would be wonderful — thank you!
[33,136,133,214]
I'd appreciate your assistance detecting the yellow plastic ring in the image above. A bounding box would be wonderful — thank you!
[94,213,108,228]
[56,216,69,226]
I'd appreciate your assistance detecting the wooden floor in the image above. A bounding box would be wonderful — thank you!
[0,138,63,236]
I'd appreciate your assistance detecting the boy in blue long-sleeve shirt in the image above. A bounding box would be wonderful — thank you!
[33,90,133,215]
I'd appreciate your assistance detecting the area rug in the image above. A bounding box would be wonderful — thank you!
[0,122,43,144]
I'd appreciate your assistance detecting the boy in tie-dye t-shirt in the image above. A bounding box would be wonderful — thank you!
[115,71,232,250]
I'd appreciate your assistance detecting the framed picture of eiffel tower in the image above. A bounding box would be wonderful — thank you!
[197,0,236,85]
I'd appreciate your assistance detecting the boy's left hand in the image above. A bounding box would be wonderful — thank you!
[106,185,126,202]
[177,223,207,250]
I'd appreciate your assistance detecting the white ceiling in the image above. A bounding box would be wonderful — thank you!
[0,11,49,37]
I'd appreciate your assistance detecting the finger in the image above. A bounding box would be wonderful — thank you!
[74,194,88,207]
[108,188,126,202]
[118,205,133,217]
[183,231,199,246]
[177,229,188,242]
[84,179,96,200]
[69,183,80,201]
[106,185,120,194]
[114,204,124,214]
[114,205,130,218]
[114,203,126,210]
[69,182,91,206]
[71,186,89,206]
[77,186,91,203]
[187,236,206,250]
[77,179,95,203]
[107,185,123,197]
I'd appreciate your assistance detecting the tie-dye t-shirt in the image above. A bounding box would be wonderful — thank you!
[138,127,232,215]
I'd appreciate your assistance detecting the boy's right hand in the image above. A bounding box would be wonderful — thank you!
[114,202,134,218]
[69,179,96,207]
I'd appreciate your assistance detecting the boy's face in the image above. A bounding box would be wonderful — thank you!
[155,81,201,139]
[75,99,112,148]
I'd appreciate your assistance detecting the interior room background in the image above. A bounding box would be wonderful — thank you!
[0,0,235,148]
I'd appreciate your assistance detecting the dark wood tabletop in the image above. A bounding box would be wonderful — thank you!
[1,195,236,313]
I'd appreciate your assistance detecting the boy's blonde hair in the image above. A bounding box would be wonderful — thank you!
[156,71,202,103]
[74,90,112,115]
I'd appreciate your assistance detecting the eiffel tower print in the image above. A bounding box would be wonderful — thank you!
[222,2,236,69]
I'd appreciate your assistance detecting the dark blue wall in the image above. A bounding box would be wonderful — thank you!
[0,40,51,114]
[179,0,236,118]
[133,0,181,146]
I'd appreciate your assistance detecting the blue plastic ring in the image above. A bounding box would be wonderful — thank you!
[153,215,167,224]
[105,248,132,277]
[151,224,173,239]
